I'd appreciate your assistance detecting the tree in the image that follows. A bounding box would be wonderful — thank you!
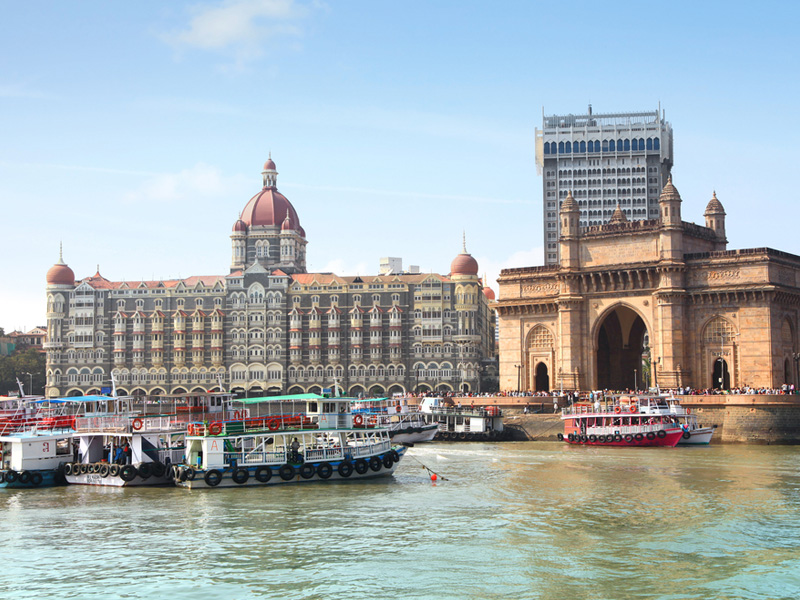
[0,349,46,396]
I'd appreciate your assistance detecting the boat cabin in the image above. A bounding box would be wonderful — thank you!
[0,430,74,472]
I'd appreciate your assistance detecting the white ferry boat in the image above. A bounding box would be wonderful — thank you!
[0,429,74,488]
[634,395,715,445]
[63,391,235,487]
[351,397,438,444]
[171,394,406,489]
[417,397,506,441]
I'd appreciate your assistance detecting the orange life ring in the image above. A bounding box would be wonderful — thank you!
[395,405,402,413]
[614,406,621,414]
[686,408,691,414]
[629,404,638,413]
[268,419,280,431]
[234,410,242,420]
[353,414,364,426]
[132,418,144,431]
[209,422,223,436]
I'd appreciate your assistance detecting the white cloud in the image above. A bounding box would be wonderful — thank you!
[164,0,312,61]
[123,163,247,204]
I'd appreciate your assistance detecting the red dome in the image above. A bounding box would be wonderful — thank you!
[240,188,303,234]
[232,219,247,232]
[263,158,276,171]
[46,263,75,286]
[483,287,496,300]
[450,253,479,276]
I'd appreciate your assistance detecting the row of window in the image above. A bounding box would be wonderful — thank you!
[544,138,661,154]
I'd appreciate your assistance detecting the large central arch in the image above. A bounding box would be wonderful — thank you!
[595,305,648,390]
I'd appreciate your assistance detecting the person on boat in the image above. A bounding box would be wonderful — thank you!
[290,437,300,462]
[123,443,132,465]
[114,446,125,465]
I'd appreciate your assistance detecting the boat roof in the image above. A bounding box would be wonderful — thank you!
[233,393,326,404]
[0,430,73,442]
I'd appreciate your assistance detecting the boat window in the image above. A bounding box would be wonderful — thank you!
[308,402,318,413]
[56,439,71,455]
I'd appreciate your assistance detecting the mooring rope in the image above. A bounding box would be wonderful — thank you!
[404,451,449,481]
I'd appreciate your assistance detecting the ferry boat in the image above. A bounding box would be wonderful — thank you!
[171,394,406,489]
[351,397,438,444]
[0,429,75,488]
[559,397,684,447]
[635,395,715,445]
[417,397,506,441]
[63,391,234,487]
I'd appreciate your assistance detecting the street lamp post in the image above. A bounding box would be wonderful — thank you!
[514,364,522,393]
[22,372,34,396]
[634,369,638,392]
[653,357,660,393]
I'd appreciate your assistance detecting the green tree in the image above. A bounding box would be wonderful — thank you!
[0,349,46,396]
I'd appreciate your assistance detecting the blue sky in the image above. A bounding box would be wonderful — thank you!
[2,0,799,332]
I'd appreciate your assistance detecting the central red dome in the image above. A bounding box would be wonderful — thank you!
[450,253,479,276]
[239,158,305,236]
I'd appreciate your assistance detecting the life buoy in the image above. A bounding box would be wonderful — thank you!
[686,408,691,414]
[132,418,144,431]
[209,422,223,436]
[234,410,242,421]
[268,419,280,431]
[395,405,402,413]
[353,414,364,426]
[614,406,621,414]
[629,404,639,414]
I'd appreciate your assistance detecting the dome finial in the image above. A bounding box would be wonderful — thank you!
[462,230,467,253]
[58,241,64,265]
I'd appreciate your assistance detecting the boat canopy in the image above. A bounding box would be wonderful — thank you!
[233,393,325,404]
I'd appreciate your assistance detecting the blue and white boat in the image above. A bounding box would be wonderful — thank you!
[0,429,75,488]
[351,397,438,444]
[171,394,407,489]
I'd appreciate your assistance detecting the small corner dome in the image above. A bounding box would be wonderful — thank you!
[659,175,681,202]
[46,262,75,286]
[263,157,277,171]
[560,191,579,213]
[483,286,496,300]
[704,192,725,215]
[450,253,479,276]
[232,219,247,232]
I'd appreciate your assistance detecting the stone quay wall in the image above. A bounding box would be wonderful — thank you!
[440,395,800,443]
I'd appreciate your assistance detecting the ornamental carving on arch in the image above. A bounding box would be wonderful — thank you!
[522,283,559,296]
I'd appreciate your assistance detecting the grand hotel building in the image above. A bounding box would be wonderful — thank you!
[44,158,496,398]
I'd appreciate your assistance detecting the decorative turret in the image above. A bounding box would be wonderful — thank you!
[262,153,277,188]
[704,191,727,248]
[658,175,682,228]
[450,233,479,277]
[658,176,683,262]
[559,191,581,269]
[609,204,628,225]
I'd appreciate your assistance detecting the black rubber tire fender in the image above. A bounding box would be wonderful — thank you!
[634,433,644,442]
[231,468,249,484]
[279,464,295,481]
[390,450,400,463]
[299,464,315,479]
[614,434,623,442]
[137,463,152,479]
[99,464,110,477]
[30,472,43,486]
[109,464,121,477]
[120,465,137,482]
[382,455,394,469]
[317,462,333,479]
[184,468,196,481]
[683,431,691,440]
[64,463,73,476]
[567,433,575,442]
[657,430,667,439]
[18,471,31,484]
[368,456,382,472]
[588,434,597,443]
[354,459,369,474]
[624,434,634,443]
[646,432,656,441]
[5,470,18,483]
[151,462,166,478]
[557,433,564,441]
[204,469,223,487]
[0,471,5,484]
[337,461,353,478]
[254,466,272,483]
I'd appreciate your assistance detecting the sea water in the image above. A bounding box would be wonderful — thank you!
[2,443,799,600]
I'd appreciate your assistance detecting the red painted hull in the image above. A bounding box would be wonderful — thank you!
[563,428,683,447]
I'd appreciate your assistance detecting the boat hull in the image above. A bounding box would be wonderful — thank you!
[174,448,406,489]
[0,469,64,488]
[677,427,714,445]
[65,473,172,487]
[390,424,438,444]
[562,428,683,447]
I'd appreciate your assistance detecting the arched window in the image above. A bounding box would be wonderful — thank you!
[646,138,653,150]
[631,139,638,151]
[609,139,615,152]
[558,141,565,154]
[653,137,660,150]
[639,138,645,149]
[617,139,623,150]
[544,142,551,154]
[565,141,571,153]
[587,141,594,153]
[602,140,609,152]
[579,141,586,153]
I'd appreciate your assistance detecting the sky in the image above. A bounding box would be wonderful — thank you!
[2,0,799,333]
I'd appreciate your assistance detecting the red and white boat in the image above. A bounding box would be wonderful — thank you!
[559,397,683,447]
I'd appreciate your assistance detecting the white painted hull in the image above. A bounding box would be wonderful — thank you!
[176,463,399,489]
[390,424,438,444]
[678,427,715,445]
[65,473,172,487]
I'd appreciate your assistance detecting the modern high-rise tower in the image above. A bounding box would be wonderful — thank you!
[535,105,673,265]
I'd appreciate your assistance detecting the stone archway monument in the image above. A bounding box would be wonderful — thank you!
[496,181,800,392]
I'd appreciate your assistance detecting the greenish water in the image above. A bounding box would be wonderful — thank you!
[2,443,799,600]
